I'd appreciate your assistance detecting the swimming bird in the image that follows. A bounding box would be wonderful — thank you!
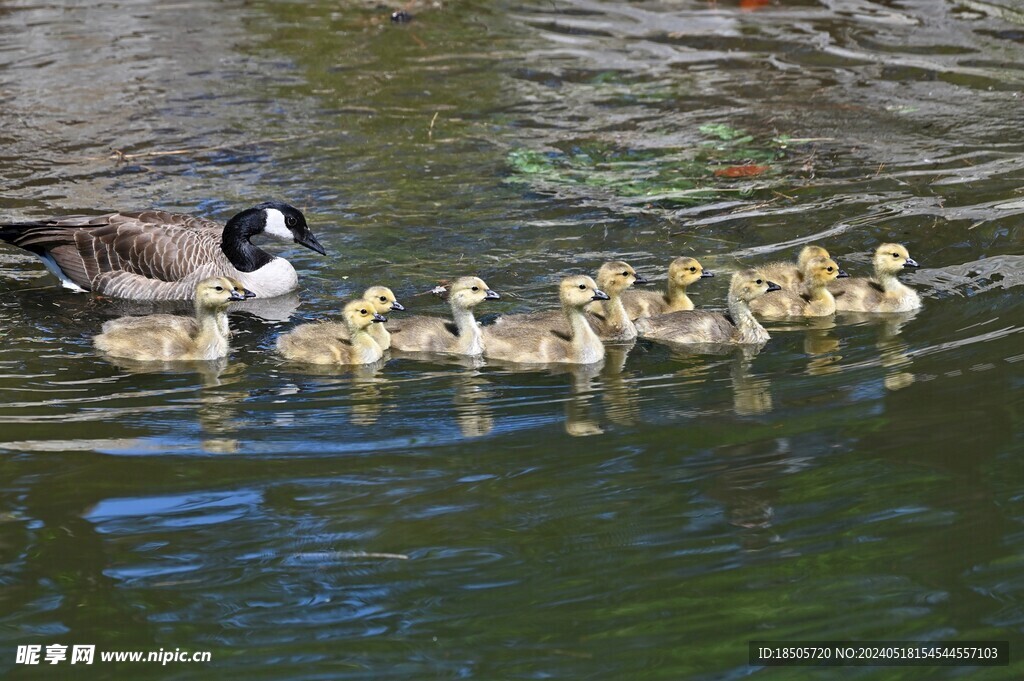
[828,243,921,312]
[276,299,388,365]
[388,276,499,355]
[93,276,254,361]
[483,276,609,365]
[0,202,325,300]
[635,270,780,345]
[285,286,404,351]
[620,256,712,318]
[749,256,848,317]
[759,245,830,289]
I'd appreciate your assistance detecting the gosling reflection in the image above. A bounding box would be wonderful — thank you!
[277,360,388,426]
[600,342,640,427]
[731,354,773,416]
[565,362,604,437]
[451,369,494,438]
[840,310,919,391]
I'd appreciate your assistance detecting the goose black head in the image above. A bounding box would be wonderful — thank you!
[254,202,326,255]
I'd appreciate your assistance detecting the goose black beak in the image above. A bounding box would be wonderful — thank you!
[633,274,650,285]
[372,313,387,323]
[390,301,406,312]
[295,231,327,256]
[766,281,782,292]
[484,289,501,300]
[837,269,850,278]
[592,289,610,301]
[701,270,715,278]
[903,258,920,268]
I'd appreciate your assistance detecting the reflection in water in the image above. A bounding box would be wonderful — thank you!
[840,311,919,392]
[564,362,605,437]
[730,354,773,417]
[452,369,494,438]
[600,342,640,427]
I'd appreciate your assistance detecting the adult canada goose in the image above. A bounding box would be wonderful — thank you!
[483,276,608,365]
[285,286,404,351]
[389,276,499,355]
[759,245,830,289]
[93,276,254,361]
[749,257,848,317]
[620,256,713,319]
[276,299,388,365]
[493,261,647,342]
[635,270,780,345]
[828,243,921,312]
[0,201,325,300]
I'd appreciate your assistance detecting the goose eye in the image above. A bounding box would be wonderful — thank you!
[755,279,763,285]
[578,284,587,290]
[286,215,298,228]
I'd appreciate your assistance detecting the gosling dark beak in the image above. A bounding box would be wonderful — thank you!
[229,289,252,302]
[766,281,782,292]
[484,289,501,300]
[701,270,715,278]
[295,230,327,256]
[903,257,919,268]
[837,269,850,278]
[372,313,387,323]
[592,288,610,301]
[633,274,650,285]
[390,301,405,312]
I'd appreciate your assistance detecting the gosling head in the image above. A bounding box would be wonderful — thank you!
[797,245,831,269]
[729,270,781,303]
[195,276,253,309]
[343,299,388,332]
[873,243,919,276]
[363,286,404,315]
[446,276,500,310]
[668,256,713,288]
[803,256,849,286]
[560,275,609,309]
[595,261,648,295]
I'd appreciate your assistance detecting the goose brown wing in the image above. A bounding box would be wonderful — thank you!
[2,211,224,288]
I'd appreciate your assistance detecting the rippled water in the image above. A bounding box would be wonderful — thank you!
[1,0,1022,678]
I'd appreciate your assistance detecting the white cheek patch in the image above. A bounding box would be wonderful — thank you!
[263,208,293,241]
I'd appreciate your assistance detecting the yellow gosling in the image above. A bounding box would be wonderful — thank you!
[760,245,831,289]
[276,299,387,365]
[483,276,608,365]
[94,276,253,361]
[635,270,779,345]
[828,243,921,312]
[621,256,713,318]
[388,276,499,355]
[750,257,848,317]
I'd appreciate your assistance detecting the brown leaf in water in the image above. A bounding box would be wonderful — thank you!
[714,164,770,178]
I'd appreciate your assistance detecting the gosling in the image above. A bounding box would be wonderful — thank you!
[483,275,609,365]
[759,245,831,289]
[634,270,780,345]
[388,276,499,355]
[494,261,646,342]
[93,276,254,361]
[620,256,713,319]
[828,243,921,312]
[749,257,848,317]
[284,286,403,351]
[276,299,388,365]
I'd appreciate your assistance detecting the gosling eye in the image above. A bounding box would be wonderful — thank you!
[471,286,479,291]
[578,284,587,290]
[755,279,763,285]
[826,266,834,272]
[622,271,630,277]
[360,309,368,315]
[892,253,900,258]
[689,267,696,272]
[286,215,298,228]
[215,286,224,291]
[379,296,387,302]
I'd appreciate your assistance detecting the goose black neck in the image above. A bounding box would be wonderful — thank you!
[220,209,274,273]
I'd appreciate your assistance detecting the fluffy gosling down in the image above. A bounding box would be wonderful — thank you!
[483,276,609,365]
[635,270,780,345]
[388,276,499,355]
[93,276,254,361]
[749,256,848,317]
[759,245,830,290]
[828,243,921,312]
[276,299,388,365]
[620,256,713,319]
[283,286,403,351]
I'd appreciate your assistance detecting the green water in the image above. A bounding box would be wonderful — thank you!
[1,0,1022,678]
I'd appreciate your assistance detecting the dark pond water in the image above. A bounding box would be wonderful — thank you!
[1,0,1023,678]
